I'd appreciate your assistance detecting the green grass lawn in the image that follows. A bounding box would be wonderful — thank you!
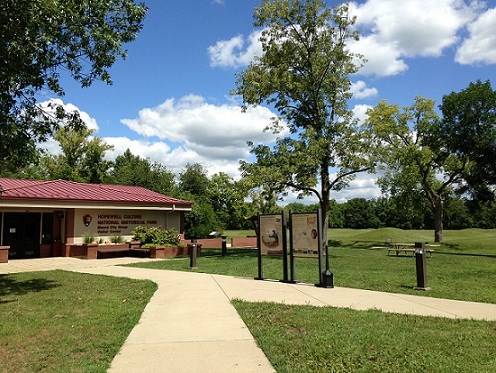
[127,244,496,304]
[0,270,156,372]
[125,228,496,371]
[3,228,494,372]
[233,300,496,373]
[226,227,496,255]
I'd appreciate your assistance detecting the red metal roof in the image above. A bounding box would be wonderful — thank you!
[0,178,192,207]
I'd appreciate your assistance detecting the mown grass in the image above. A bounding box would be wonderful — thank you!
[127,227,496,372]
[226,227,496,255]
[128,228,496,304]
[0,270,156,373]
[327,228,496,255]
[232,300,496,373]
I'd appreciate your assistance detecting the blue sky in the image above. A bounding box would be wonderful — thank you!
[39,0,496,202]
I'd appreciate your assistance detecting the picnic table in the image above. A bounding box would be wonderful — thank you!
[387,243,435,257]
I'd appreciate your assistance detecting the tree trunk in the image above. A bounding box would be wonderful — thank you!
[433,197,444,243]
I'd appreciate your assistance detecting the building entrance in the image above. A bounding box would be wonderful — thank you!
[3,212,41,259]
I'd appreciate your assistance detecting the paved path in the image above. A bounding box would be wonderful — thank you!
[3,257,496,372]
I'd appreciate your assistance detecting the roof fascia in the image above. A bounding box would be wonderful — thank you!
[0,201,191,211]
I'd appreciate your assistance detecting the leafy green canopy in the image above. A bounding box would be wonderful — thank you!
[235,0,372,233]
[365,97,470,242]
[440,80,496,201]
[108,149,176,196]
[0,0,147,169]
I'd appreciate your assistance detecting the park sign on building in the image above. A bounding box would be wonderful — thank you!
[0,178,192,260]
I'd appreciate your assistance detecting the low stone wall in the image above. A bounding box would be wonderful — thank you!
[148,246,192,258]
[0,246,9,263]
[231,237,257,248]
[64,243,128,259]
[63,244,89,258]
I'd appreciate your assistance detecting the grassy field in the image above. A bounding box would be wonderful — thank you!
[3,228,494,372]
[0,270,156,372]
[127,228,496,304]
[225,227,496,255]
[125,228,496,372]
[233,300,496,373]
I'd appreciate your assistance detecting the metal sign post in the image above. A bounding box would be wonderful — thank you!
[281,212,289,283]
[288,211,297,283]
[316,208,334,288]
[255,213,264,280]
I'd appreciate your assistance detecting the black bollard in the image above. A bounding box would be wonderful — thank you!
[414,242,429,290]
[189,241,197,268]
[221,236,227,256]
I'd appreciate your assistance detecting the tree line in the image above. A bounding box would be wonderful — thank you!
[2,0,495,242]
[286,197,496,231]
[4,127,496,237]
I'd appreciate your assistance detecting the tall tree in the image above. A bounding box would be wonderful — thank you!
[177,163,224,238]
[236,0,372,243]
[178,163,211,197]
[209,172,255,230]
[42,125,113,183]
[1,0,147,170]
[108,149,176,195]
[366,97,469,242]
[439,80,496,201]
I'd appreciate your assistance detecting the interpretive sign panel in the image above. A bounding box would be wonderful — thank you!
[259,214,284,255]
[291,213,319,256]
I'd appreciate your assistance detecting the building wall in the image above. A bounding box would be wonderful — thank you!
[165,211,181,232]
[72,208,182,244]
[0,206,185,258]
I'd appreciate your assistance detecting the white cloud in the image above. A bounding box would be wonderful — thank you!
[330,173,381,203]
[456,7,496,65]
[352,104,373,125]
[38,99,99,131]
[104,137,202,175]
[208,30,263,68]
[119,94,284,176]
[208,1,491,76]
[37,99,100,155]
[121,94,281,152]
[104,136,247,177]
[350,80,378,99]
[280,172,381,205]
[349,35,408,77]
[349,0,482,76]
[38,96,282,179]
[104,137,170,161]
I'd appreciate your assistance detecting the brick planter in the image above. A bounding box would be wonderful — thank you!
[0,246,9,263]
[231,236,258,248]
[148,246,165,258]
[85,243,99,259]
[147,246,189,258]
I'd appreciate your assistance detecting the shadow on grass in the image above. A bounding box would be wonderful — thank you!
[201,248,346,259]
[333,242,385,251]
[0,275,60,299]
[200,248,258,258]
[436,251,496,258]
[399,284,420,291]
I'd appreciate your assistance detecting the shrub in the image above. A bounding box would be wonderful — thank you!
[83,233,95,244]
[131,226,180,247]
[109,235,124,244]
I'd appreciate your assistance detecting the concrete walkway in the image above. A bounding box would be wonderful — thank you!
[3,257,496,372]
